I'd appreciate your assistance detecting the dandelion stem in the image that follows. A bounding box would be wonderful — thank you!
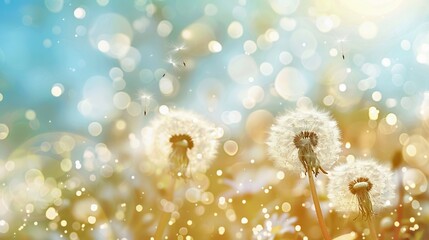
[307,170,331,240]
[154,177,176,240]
[368,214,378,239]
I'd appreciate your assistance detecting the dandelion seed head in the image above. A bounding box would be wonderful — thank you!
[293,131,318,148]
[348,177,373,195]
[267,108,341,174]
[145,110,219,177]
[170,134,194,149]
[328,159,395,217]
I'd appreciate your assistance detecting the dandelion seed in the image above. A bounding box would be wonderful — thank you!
[146,110,219,178]
[267,108,341,175]
[167,57,177,68]
[140,94,151,116]
[327,159,395,219]
[338,39,346,60]
[171,44,186,52]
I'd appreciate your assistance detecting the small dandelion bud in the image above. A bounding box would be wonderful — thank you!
[145,110,220,178]
[391,150,403,170]
[267,108,341,176]
[328,159,395,220]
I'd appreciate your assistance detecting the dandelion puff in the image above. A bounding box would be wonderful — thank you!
[267,108,341,176]
[146,110,220,178]
[327,158,395,219]
[267,108,340,239]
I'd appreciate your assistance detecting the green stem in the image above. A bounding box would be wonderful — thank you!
[307,172,331,240]
[368,214,378,240]
[154,177,176,240]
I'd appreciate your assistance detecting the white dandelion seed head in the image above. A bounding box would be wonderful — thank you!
[327,158,395,215]
[145,110,220,175]
[267,108,341,173]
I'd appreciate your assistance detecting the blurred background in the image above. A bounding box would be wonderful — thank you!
[0,0,429,239]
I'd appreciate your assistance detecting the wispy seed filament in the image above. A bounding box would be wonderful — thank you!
[294,131,326,176]
[349,177,374,220]
[169,134,194,178]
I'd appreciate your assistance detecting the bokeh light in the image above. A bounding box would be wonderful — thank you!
[0,0,428,239]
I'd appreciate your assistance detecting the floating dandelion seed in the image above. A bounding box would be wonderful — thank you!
[146,110,219,178]
[171,43,186,52]
[337,39,346,60]
[167,57,177,68]
[327,159,395,219]
[140,94,151,116]
[267,108,341,175]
